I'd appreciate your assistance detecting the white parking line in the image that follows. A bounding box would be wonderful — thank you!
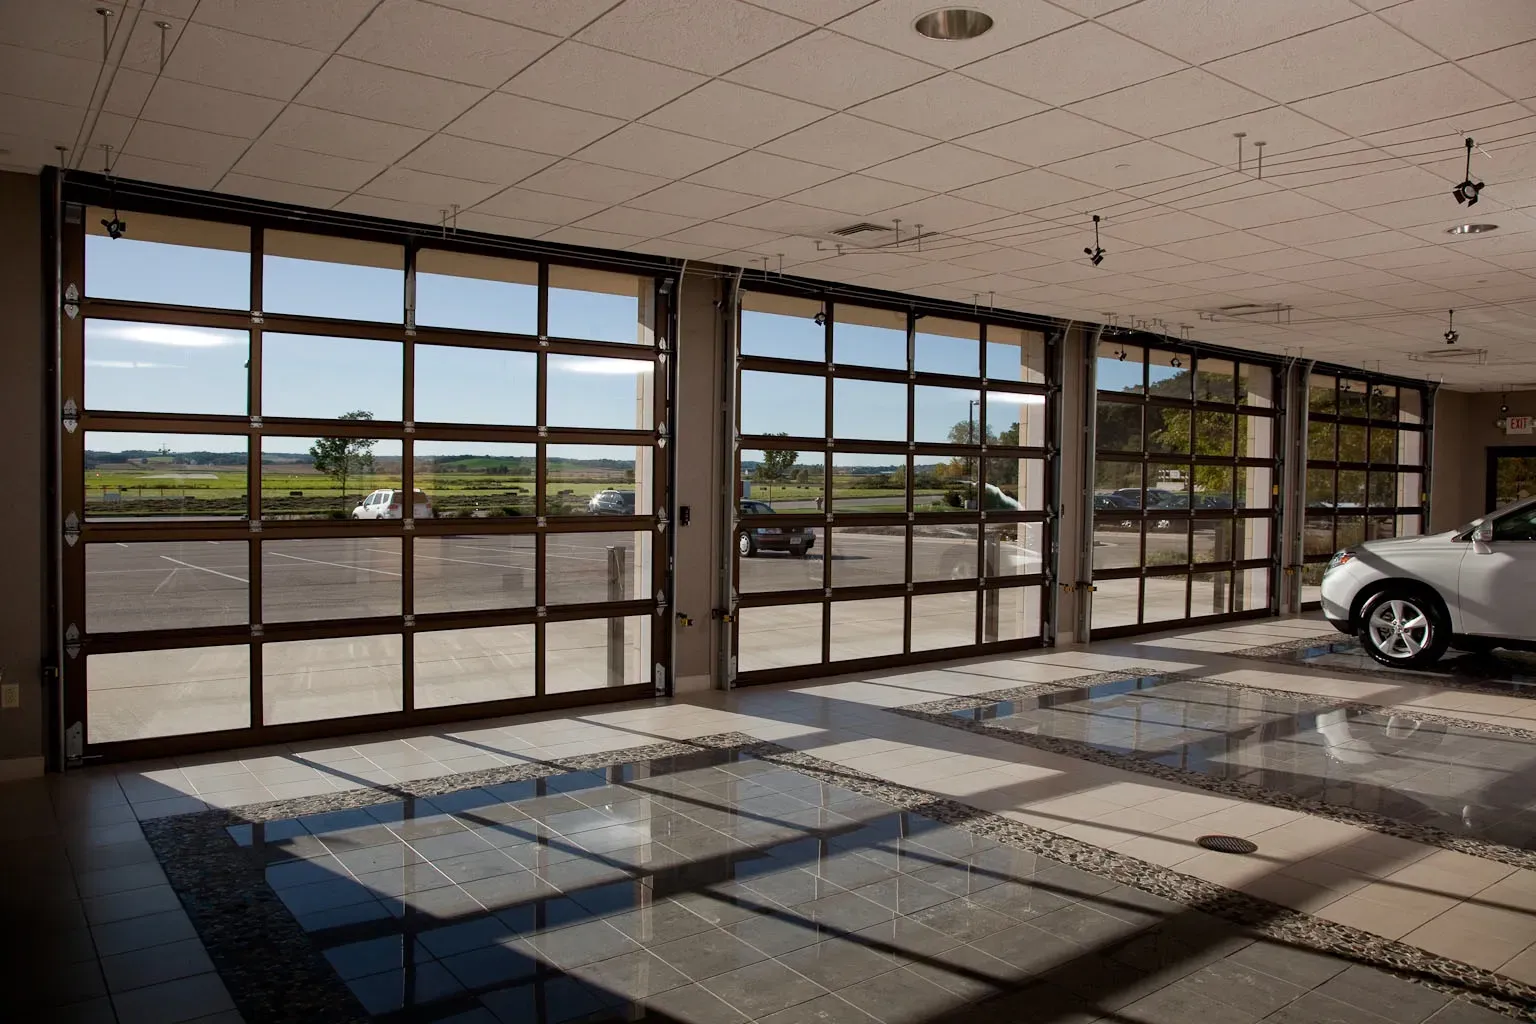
[158,555,249,583]
[367,546,527,571]
[266,550,401,576]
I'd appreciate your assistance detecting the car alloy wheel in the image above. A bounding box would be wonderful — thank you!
[739,533,755,557]
[1366,598,1433,661]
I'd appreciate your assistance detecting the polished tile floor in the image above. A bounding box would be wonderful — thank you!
[1266,640,1536,689]
[5,614,1536,1023]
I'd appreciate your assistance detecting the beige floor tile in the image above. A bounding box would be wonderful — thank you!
[1498,945,1536,985]
[1315,890,1454,940]
[1403,918,1533,971]
[1112,833,1202,868]
[1173,849,1275,889]
[1236,872,1338,913]
[1475,870,1536,914]
[1381,849,1517,900]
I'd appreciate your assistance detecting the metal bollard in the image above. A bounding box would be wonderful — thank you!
[607,546,625,686]
[982,534,1001,642]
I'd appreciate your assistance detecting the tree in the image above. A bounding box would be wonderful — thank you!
[753,434,798,504]
[309,410,377,511]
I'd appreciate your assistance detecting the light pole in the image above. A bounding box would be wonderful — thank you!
[968,398,981,493]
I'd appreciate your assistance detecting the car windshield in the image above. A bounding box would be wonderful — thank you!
[741,501,772,514]
[1458,495,1536,536]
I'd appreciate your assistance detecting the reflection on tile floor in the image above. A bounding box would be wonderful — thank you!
[1259,638,1536,690]
[211,749,1497,1023]
[952,675,1536,849]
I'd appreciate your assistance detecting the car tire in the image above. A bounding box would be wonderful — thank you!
[739,533,756,558]
[790,544,808,558]
[1357,589,1449,669]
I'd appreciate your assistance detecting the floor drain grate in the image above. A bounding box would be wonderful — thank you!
[1197,834,1258,854]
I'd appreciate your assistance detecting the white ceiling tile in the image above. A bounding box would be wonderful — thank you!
[688,150,845,197]
[1460,41,1536,101]
[428,0,623,36]
[162,23,327,101]
[1356,246,1451,270]
[1068,70,1270,138]
[1137,261,1249,283]
[739,0,871,22]
[873,195,1016,233]
[1101,211,1227,246]
[0,43,101,108]
[219,173,350,209]
[0,95,87,149]
[1205,16,1440,103]
[503,41,706,119]
[1304,231,1426,258]
[108,153,220,190]
[232,141,384,192]
[1100,0,1360,64]
[116,121,248,171]
[783,174,930,215]
[666,221,785,250]
[0,1,113,62]
[760,114,931,173]
[725,29,936,108]
[472,188,608,223]
[960,109,1137,167]
[828,0,1079,68]
[1154,107,1348,166]
[1016,259,1124,286]
[721,200,842,232]
[517,159,670,203]
[1047,0,1142,16]
[863,145,1022,193]
[99,68,156,119]
[1353,195,1449,230]
[1296,165,1445,209]
[1095,248,1195,273]
[298,57,487,130]
[359,167,504,208]
[1047,140,1214,188]
[137,78,284,138]
[445,93,624,155]
[455,211,561,238]
[262,105,430,164]
[578,0,809,75]
[964,23,1184,106]
[628,238,728,261]
[851,74,1046,142]
[1158,230,1281,260]
[946,247,1058,273]
[1251,212,1384,245]
[627,181,763,218]
[116,12,194,77]
[575,123,741,178]
[640,81,830,148]
[1290,64,1508,135]
[1194,189,1336,229]
[399,135,557,185]
[542,225,656,250]
[1377,0,1536,60]
[950,168,1107,214]
[342,1,559,88]
[576,206,702,236]
[191,0,377,49]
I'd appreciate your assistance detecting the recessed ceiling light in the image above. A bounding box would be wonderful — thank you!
[914,8,994,40]
[1447,223,1497,234]
[1113,163,1132,170]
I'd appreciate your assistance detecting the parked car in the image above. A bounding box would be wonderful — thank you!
[1320,496,1536,667]
[352,488,433,519]
[1094,493,1135,510]
[588,489,636,515]
[739,499,814,557]
[1112,487,1176,508]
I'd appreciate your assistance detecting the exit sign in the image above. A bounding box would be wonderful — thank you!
[1509,415,1534,435]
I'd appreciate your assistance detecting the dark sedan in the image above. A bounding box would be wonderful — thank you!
[739,499,814,557]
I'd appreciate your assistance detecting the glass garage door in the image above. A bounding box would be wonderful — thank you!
[60,203,671,761]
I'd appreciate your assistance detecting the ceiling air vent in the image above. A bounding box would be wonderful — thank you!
[830,222,895,238]
[1197,302,1293,323]
[1408,348,1488,365]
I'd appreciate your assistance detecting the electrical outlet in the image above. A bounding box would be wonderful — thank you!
[0,683,17,709]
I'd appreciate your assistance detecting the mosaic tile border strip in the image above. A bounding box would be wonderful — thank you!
[144,732,1536,1022]
[1227,634,1536,697]
[892,668,1536,872]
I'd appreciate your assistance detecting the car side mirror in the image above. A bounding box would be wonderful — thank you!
[1473,523,1493,544]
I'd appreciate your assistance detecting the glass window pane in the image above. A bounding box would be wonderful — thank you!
[414,535,535,614]
[914,318,979,376]
[742,293,824,362]
[1191,571,1230,616]
[85,431,248,520]
[738,513,822,593]
[1195,358,1235,403]
[1149,466,1188,506]
[914,385,980,445]
[1368,425,1396,465]
[1304,516,1335,558]
[1369,383,1398,421]
[546,615,650,692]
[986,390,1045,447]
[987,326,1045,384]
[1146,408,1190,454]
[1196,465,1234,508]
[1399,427,1424,467]
[1234,517,1271,560]
[1095,459,1142,502]
[833,306,906,370]
[415,250,537,334]
[985,521,1043,576]
[86,211,249,309]
[1337,515,1365,549]
[262,538,401,622]
[830,527,904,588]
[1148,521,1190,568]
[548,354,654,430]
[829,598,903,660]
[914,524,976,583]
[548,266,645,344]
[547,531,650,605]
[984,586,1039,642]
[415,625,535,708]
[1338,424,1367,464]
[1143,576,1187,622]
[414,441,536,519]
[741,370,824,438]
[987,456,1044,511]
[1338,379,1369,418]
[737,604,821,674]
[415,345,536,426]
[264,634,402,725]
[1240,415,1274,461]
[1307,419,1335,461]
[1337,469,1366,507]
[1306,469,1335,508]
[1367,472,1396,508]
[1237,465,1271,509]
[1148,350,1190,397]
[264,231,403,323]
[262,334,403,421]
[1399,388,1424,426]
[1193,411,1234,457]
[1092,578,1140,631]
[741,449,823,508]
[85,320,248,416]
[1367,515,1395,541]
[1193,520,1233,565]
[1238,364,1276,409]
[911,593,975,651]
[832,452,906,513]
[1309,374,1337,415]
[260,436,402,520]
[1097,341,1144,394]
[88,645,249,743]
[546,443,652,517]
[1096,400,1141,452]
[834,378,906,441]
[1234,568,1269,612]
[1094,518,1141,571]
[87,541,247,633]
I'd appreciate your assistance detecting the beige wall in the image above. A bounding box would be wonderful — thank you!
[1431,388,1536,531]
[0,170,48,774]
